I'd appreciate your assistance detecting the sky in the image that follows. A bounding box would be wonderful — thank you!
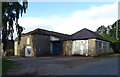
[15,1,118,38]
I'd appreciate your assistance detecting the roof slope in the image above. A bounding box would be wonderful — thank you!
[22,28,69,38]
[66,28,109,42]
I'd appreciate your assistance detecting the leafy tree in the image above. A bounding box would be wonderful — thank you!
[96,25,107,35]
[110,19,120,39]
[2,1,28,53]
[96,19,120,53]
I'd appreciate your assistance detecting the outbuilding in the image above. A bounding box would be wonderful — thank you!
[14,28,69,57]
[62,28,113,56]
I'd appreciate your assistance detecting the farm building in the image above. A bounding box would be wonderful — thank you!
[63,28,113,56]
[14,28,113,57]
[14,28,69,57]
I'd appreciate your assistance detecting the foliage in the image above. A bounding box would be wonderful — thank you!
[101,34,117,43]
[96,20,120,53]
[2,1,28,52]
[96,25,107,34]
[111,40,120,53]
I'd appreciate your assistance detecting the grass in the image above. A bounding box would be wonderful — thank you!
[108,53,120,57]
[0,59,2,75]
[95,53,120,59]
[2,59,15,75]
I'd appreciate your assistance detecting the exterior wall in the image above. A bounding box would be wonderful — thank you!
[14,35,35,57]
[63,39,113,57]
[88,39,96,56]
[72,40,88,55]
[63,40,73,56]
[14,41,18,56]
[50,36,62,55]
[96,39,113,55]
[50,36,60,41]
[50,36,60,55]
[32,34,51,56]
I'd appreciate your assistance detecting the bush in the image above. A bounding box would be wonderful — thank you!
[111,40,120,53]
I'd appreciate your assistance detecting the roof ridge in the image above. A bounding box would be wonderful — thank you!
[23,28,70,36]
[66,28,109,42]
[82,28,108,41]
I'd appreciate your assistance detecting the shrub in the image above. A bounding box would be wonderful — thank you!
[111,40,120,53]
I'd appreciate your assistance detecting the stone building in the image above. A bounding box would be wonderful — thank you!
[63,28,113,56]
[14,28,113,57]
[14,28,69,57]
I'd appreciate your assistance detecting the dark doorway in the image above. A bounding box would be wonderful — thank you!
[52,41,62,56]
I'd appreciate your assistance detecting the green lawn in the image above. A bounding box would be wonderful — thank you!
[95,53,120,59]
[108,53,120,57]
[0,59,2,75]
[2,59,15,75]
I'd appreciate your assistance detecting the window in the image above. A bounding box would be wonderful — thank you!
[101,42,103,49]
[27,38,30,45]
[98,41,102,48]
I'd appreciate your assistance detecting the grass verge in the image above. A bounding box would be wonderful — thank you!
[95,53,120,59]
[2,59,15,75]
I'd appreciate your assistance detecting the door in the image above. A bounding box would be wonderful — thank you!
[80,45,84,55]
[25,46,32,57]
[52,41,62,56]
[73,40,88,55]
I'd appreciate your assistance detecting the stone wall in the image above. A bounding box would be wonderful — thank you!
[88,39,96,56]
[14,35,35,57]
[32,34,51,56]
[96,40,113,55]
[63,40,73,56]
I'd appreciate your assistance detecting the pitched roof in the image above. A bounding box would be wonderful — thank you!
[66,28,109,42]
[22,28,69,38]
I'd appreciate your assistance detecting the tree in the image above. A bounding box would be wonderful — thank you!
[96,20,120,53]
[110,19,120,39]
[2,1,28,53]
[96,25,107,35]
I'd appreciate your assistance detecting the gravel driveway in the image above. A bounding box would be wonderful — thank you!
[5,56,118,75]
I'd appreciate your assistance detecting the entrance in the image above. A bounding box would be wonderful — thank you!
[52,41,62,56]
[25,46,32,57]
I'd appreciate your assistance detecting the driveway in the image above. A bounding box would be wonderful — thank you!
[6,56,119,75]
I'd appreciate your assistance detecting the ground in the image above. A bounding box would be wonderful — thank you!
[4,56,119,75]
[2,59,14,74]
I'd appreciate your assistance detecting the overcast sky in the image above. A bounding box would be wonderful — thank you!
[13,1,118,38]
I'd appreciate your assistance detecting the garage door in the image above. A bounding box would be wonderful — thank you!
[72,40,88,55]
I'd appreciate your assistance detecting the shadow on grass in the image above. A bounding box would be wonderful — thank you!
[2,59,15,75]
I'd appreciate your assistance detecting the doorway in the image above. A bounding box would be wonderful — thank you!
[25,46,32,57]
[52,41,62,56]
